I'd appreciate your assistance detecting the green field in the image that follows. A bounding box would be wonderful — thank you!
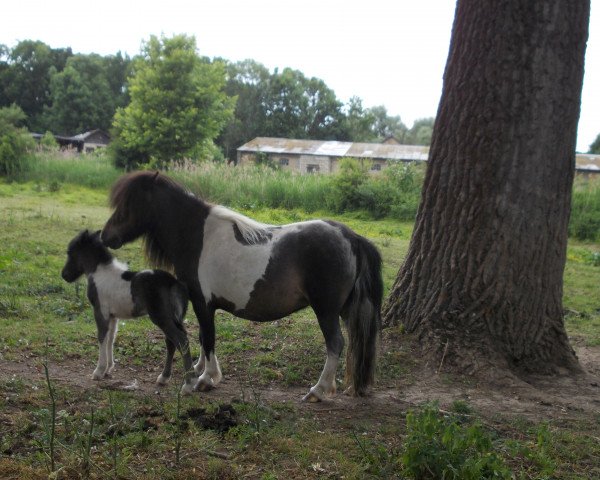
[1,169,600,478]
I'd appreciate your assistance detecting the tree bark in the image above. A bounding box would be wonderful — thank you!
[383,0,590,378]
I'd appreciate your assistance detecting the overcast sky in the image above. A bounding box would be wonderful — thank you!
[1,0,598,152]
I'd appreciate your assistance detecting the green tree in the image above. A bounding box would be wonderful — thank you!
[589,133,600,154]
[43,55,116,134]
[218,59,270,161]
[369,105,408,142]
[343,96,377,142]
[112,34,234,169]
[262,67,345,140]
[406,117,435,145]
[0,41,72,131]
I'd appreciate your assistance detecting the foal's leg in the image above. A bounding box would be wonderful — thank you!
[156,337,176,386]
[147,291,196,395]
[105,317,118,376]
[303,312,345,402]
[92,309,111,380]
[159,323,195,395]
[191,301,222,391]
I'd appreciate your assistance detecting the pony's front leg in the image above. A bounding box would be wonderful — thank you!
[191,302,222,391]
[92,310,111,380]
[104,317,118,376]
[193,348,205,376]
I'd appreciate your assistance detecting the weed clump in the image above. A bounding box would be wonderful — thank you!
[401,403,512,480]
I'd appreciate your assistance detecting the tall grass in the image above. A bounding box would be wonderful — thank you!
[173,162,334,213]
[6,152,600,240]
[570,177,600,241]
[9,149,120,190]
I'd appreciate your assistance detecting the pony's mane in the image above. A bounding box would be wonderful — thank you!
[108,171,201,272]
[210,205,272,245]
[108,171,190,211]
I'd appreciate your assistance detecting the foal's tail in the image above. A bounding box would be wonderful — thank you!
[171,281,189,326]
[343,235,383,396]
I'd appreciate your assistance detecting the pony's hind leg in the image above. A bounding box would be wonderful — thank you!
[303,313,344,402]
[156,337,176,386]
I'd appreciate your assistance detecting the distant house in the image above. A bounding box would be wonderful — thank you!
[576,153,600,177]
[237,137,429,174]
[32,129,110,153]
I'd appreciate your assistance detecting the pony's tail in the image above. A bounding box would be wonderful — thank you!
[343,236,383,396]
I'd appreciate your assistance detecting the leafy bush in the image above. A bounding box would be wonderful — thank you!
[39,131,59,151]
[332,157,369,212]
[401,403,512,480]
[332,158,423,220]
[0,105,34,176]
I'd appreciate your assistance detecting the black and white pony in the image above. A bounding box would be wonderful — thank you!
[61,229,196,392]
[100,171,383,402]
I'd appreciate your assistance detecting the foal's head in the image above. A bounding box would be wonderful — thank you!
[61,230,113,282]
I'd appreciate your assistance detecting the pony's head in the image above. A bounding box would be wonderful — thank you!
[61,230,112,282]
[101,171,163,249]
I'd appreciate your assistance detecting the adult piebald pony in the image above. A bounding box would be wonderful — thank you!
[100,171,382,401]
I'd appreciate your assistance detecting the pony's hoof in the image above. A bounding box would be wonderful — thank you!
[194,378,215,392]
[156,374,170,386]
[193,362,204,375]
[302,388,324,403]
[92,370,105,380]
[180,383,195,396]
[343,386,355,396]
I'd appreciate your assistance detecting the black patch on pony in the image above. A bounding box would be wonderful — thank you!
[121,271,135,281]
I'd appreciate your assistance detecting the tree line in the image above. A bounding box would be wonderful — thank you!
[0,36,435,168]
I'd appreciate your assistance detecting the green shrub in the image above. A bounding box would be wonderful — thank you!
[0,105,34,176]
[570,182,600,241]
[401,403,512,480]
[39,131,59,152]
[332,157,370,212]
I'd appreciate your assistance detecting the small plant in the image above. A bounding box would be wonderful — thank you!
[401,402,512,479]
[353,430,399,476]
[40,340,57,474]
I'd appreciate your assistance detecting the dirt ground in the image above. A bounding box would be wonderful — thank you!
[2,336,599,429]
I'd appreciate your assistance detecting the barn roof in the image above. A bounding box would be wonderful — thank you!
[238,137,429,161]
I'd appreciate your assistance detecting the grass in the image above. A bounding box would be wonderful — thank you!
[0,168,599,478]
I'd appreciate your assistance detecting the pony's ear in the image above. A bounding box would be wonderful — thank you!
[153,171,159,181]
[92,230,101,239]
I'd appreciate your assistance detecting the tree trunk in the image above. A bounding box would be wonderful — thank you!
[383,0,589,378]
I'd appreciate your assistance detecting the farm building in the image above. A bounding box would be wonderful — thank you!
[237,137,429,174]
[576,153,600,177]
[32,129,110,153]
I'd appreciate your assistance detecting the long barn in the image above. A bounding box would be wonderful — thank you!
[237,137,429,174]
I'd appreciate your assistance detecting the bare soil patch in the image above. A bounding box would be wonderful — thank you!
[2,336,599,429]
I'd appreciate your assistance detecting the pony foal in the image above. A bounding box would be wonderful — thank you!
[61,229,196,393]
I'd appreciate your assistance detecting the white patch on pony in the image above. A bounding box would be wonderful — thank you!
[93,317,118,379]
[195,353,222,389]
[199,207,326,310]
[303,352,339,401]
[210,205,272,245]
[91,260,136,319]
